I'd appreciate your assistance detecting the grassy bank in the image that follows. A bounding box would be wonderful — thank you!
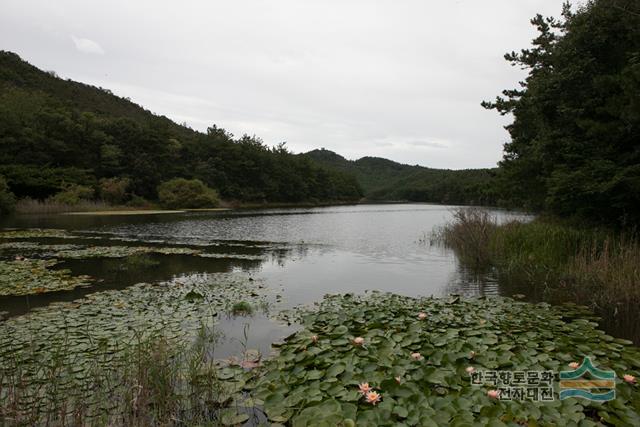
[436,209,640,342]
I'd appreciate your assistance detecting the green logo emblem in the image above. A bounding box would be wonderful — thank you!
[559,357,616,401]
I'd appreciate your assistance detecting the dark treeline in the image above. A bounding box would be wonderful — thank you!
[305,149,498,206]
[0,51,362,206]
[483,0,640,226]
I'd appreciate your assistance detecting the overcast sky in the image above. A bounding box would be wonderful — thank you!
[1,0,566,169]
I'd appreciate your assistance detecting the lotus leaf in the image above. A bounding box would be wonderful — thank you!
[250,292,640,426]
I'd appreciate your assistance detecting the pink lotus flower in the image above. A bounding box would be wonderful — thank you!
[623,374,637,384]
[466,366,475,374]
[487,389,500,399]
[358,382,372,395]
[569,362,580,369]
[365,390,381,405]
[417,312,427,320]
[311,335,319,343]
[353,337,365,346]
[410,352,423,361]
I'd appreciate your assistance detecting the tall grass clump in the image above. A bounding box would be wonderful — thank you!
[433,208,497,268]
[15,198,115,214]
[435,208,640,342]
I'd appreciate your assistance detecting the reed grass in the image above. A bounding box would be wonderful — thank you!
[15,198,118,214]
[435,208,640,342]
[14,197,157,214]
[432,208,497,268]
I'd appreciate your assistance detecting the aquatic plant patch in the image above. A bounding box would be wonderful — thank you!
[51,245,201,258]
[0,272,270,424]
[0,241,81,253]
[0,259,93,296]
[50,244,267,261]
[251,293,640,426]
[1,239,266,262]
[0,228,75,239]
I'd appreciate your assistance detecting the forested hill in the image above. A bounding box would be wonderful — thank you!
[0,51,362,204]
[305,149,498,206]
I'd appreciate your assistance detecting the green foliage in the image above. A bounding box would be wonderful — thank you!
[48,184,94,205]
[0,175,16,215]
[483,1,640,225]
[0,51,363,205]
[157,178,219,209]
[306,149,498,205]
[489,219,600,269]
[99,177,130,204]
[0,164,95,200]
[253,292,640,425]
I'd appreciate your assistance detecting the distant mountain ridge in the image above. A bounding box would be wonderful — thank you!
[305,149,498,206]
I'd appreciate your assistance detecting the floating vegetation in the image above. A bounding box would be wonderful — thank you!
[250,293,640,426]
[0,239,266,262]
[0,241,81,254]
[231,301,254,316]
[0,259,93,296]
[0,228,74,239]
[0,272,269,424]
[51,245,201,259]
[122,253,160,269]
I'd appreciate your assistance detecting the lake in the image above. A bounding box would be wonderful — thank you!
[1,204,537,360]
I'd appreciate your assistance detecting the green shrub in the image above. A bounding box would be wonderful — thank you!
[99,177,130,204]
[157,178,219,209]
[49,184,94,205]
[0,175,16,215]
[127,194,154,208]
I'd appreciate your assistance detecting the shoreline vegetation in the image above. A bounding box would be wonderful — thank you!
[9,198,369,216]
[435,208,640,344]
[9,196,437,216]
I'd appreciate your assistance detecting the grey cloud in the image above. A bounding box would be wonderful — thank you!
[71,36,104,55]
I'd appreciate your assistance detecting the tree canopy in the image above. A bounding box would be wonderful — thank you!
[157,178,219,209]
[483,0,640,226]
[0,51,362,205]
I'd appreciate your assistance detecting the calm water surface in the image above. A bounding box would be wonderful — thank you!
[1,204,533,357]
